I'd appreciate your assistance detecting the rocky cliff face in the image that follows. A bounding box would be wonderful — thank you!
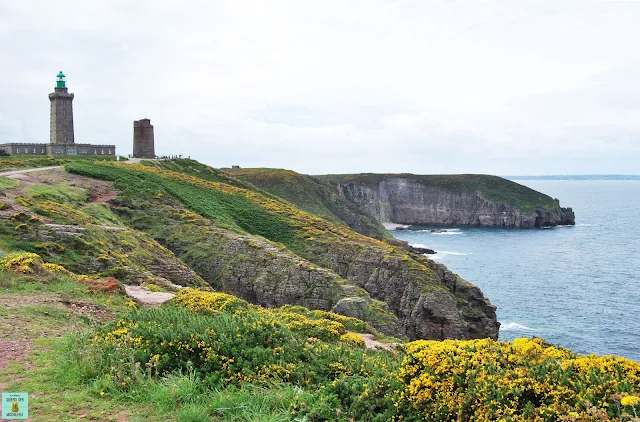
[323,176,575,228]
[107,184,498,341]
[117,200,498,340]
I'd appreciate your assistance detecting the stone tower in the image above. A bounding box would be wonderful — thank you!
[133,118,155,158]
[49,71,75,144]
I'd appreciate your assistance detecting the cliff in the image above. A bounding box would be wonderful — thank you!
[56,160,498,340]
[317,173,575,228]
[0,160,500,340]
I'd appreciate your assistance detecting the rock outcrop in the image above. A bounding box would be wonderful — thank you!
[319,175,575,228]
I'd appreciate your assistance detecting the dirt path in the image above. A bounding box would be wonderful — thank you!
[359,333,400,351]
[124,285,175,306]
[0,166,64,177]
[0,294,114,373]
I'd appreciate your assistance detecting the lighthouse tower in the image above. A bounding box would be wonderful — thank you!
[49,71,75,144]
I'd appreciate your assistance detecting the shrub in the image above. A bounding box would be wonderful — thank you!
[340,332,366,348]
[0,252,45,274]
[42,262,74,276]
[90,306,397,404]
[77,276,122,294]
[267,309,345,341]
[172,289,368,342]
[394,338,640,421]
[276,304,370,333]
[171,288,252,314]
[34,242,66,254]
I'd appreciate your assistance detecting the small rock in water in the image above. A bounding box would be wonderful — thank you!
[409,245,436,255]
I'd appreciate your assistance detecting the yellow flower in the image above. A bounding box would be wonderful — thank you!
[100,392,105,396]
[621,395,640,407]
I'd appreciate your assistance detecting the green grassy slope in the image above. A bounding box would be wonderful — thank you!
[318,173,557,212]
[223,167,393,240]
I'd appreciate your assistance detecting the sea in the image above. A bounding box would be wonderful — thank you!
[391,180,640,362]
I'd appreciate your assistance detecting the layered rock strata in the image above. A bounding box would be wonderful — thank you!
[322,176,575,228]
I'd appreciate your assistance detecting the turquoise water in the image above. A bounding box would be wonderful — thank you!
[392,180,640,362]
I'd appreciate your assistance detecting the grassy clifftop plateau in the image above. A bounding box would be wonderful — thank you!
[316,173,575,227]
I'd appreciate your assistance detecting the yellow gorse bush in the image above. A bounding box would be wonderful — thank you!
[394,337,640,421]
[1,252,43,274]
[42,262,74,275]
[340,332,366,348]
[621,395,640,407]
[171,289,372,344]
[171,288,251,314]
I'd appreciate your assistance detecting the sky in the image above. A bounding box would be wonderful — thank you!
[1,0,640,175]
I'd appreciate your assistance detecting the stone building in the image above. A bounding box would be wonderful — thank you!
[132,118,155,158]
[49,71,75,144]
[0,72,116,156]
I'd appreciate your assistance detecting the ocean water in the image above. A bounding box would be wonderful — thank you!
[391,180,640,362]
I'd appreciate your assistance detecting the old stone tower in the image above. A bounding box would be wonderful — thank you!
[49,71,75,144]
[133,118,155,158]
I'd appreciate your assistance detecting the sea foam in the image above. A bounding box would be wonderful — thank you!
[500,322,536,332]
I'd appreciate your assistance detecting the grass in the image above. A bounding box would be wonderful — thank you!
[225,167,393,240]
[0,271,130,315]
[1,337,300,421]
[0,175,208,288]
[0,176,20,190]
[80,203,124,226]
[0,335,298,421]
[27,183,89,203]
[63,161,389,254]
[0,155,117,172]
[0,271,290,421]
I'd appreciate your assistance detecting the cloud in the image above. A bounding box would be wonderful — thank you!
[1,0,640,174]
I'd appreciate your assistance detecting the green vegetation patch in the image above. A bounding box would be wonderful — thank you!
[0,155,117,172]
[80,203,124,227]
[83,305,400,421]
[65,161,387,250]
[27,183,89,203]
[226,167,393,240]
[0,175,20,190]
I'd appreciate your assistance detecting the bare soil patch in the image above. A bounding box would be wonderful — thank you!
[359,333,400,351]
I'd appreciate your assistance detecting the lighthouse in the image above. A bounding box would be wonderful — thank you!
[48,71,75,144]
[0,71,115,156]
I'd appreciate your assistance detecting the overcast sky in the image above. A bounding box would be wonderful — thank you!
[1,1,640,175]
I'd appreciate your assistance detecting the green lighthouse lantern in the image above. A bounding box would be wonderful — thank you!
[56,71,66,88]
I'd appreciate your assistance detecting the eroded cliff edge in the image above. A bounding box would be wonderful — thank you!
[317,174,575,228]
